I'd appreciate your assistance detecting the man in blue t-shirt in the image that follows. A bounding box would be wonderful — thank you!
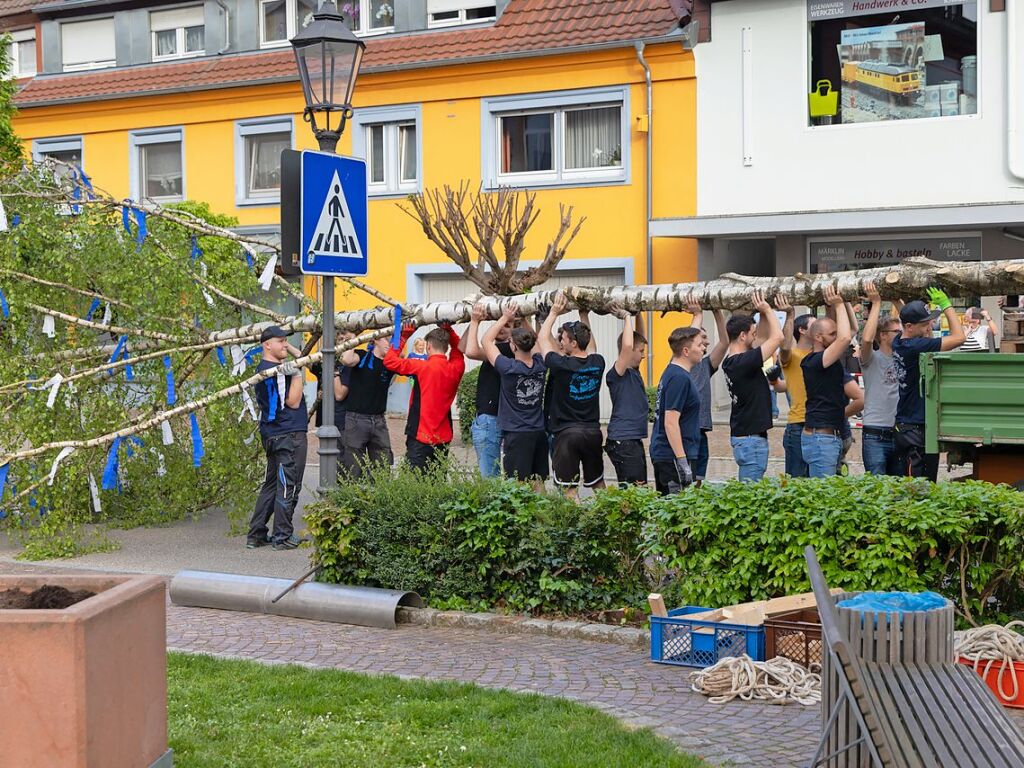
[247,325,309,550]
[892,288,965,481]
[649,327,704,495]
[604,306,649,486]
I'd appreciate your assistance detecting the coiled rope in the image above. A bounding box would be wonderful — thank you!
[688,655,822,706]
[954,620,1024,703]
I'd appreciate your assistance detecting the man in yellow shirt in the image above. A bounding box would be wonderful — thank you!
[779,297,814,478]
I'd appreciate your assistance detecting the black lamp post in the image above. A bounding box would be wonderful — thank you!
[291,0,365,492]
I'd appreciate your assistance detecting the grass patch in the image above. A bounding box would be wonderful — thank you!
[168,653,705,768]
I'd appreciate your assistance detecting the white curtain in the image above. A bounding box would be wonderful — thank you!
[142,143,182,198]
[565,106,621,169]
[249,133,289,193]
[399,124,416,182]
[155,30,176,57]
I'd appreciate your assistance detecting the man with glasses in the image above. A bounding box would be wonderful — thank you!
[539,292,606,499]
[858,281,902,475]
[892,287,965,480]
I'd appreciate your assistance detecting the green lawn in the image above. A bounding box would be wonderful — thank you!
[168,652,706,768]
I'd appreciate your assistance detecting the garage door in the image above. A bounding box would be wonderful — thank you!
[415,266,627,420]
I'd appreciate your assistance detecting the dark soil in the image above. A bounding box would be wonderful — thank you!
[0,585,96,609]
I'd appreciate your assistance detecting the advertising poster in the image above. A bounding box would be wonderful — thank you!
[808,236,982,273]
[838,22,929,123]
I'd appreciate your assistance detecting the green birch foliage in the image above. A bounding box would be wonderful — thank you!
[0,169,270,557]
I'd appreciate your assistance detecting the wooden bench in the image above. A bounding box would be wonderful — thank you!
[804,545,1024,768]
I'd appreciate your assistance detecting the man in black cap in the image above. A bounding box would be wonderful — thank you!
[247,325,308,550]
[891,288,965,480]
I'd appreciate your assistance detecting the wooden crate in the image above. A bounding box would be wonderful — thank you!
[1003,313,1024,339]
[999,339,1024,354]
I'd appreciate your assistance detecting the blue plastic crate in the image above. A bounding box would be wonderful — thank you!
[650,606,766,668]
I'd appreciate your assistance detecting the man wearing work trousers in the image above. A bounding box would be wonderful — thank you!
[248,325,308,551]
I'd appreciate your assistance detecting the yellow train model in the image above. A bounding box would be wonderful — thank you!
[842,60,921,101]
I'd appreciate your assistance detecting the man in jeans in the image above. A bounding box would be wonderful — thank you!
[779,301,815,478]
[799,285,854,477]
[686,295,729,484]
[604,306,649,486]
[859,281,902,475]
[462,303,514,477]
[482,303,548,488]
[340,335,395,478]
[539,291,606,499]
[721,290,784,481]
[248,326,308,551]
[892,288,965,480]
[650,327,704,494]
[384,323,464,471]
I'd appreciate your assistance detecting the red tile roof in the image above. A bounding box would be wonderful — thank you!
[15,0,683,107]
[0,0,37,18]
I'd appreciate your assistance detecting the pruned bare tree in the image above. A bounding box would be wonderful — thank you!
[400,182,585,295]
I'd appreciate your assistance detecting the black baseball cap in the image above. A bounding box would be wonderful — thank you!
[899,300,940,325]
[259,325,288,343]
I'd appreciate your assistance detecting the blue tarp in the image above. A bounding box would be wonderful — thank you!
[837,591,948,613]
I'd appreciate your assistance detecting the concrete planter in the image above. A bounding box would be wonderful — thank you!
[0,574,170,768]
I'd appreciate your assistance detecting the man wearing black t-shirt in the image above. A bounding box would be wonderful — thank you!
[649,327,704,495]
[248,325,308,550]
[482,303,549,488]
[462,302,515,477]
[605,306,649,486]
[340,336,395,478]
[539,291,606,499]
[799,285,854,478]
[310,330,353,470]
[721,290,784,482]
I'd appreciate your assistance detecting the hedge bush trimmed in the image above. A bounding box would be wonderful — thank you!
[306,471,1024,624]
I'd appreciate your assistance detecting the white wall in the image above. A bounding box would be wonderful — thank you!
[695,0,1022,216]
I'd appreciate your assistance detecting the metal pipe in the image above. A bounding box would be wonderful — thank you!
[318,275,340,491]
[635,41,654,382]
[214,0,231,55]
[169,570,426,629]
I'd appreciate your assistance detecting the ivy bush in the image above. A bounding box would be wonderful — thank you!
[307,472,1024,624]
[455,367,480,443]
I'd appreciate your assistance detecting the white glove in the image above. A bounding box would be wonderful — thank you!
[674,456,694,488]
[280,360,299,377]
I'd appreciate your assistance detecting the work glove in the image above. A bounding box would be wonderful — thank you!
[674,456,694,488]
[926,287,952,312]
[279,360,300,377]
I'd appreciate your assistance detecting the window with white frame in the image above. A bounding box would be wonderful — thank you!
[483,88,628,188]
[131,129,184,202]
[151,6,205,61]
[351,105,421,195]
[235,117,292,204]
[33,136,82,181]
[61,18,116,72]
[428,0,496,27]
[260,0,317,47]
[7,29,36,78]
[341,0,395,34]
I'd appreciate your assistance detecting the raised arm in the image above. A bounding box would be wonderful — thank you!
[859,281,881,367]
[775,293,795,365]
[822,287,853,368]
[382,325,423,375]
[753,290,784,362]
[538,292,567,357]
[579,309,598,353]
[635,308,647,341]
[462,302,487,361]
[708,308,729,369]
[928,288,966,351]
[610,302,633,376]
[686,293,703,330]
[981,308,999,339]
[446,324,463,366]
[482,304,518,366]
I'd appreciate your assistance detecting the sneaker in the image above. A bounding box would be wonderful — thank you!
[271,535,302,551]
[245,537,270,549]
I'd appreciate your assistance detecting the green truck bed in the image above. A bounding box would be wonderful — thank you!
[924,352,1024,454]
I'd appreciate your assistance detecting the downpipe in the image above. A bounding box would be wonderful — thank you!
[1008,0,1024,179]
[635,41,654,382]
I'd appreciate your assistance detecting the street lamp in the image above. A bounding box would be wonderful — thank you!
[291,0,365,153]
[291,0,365,492]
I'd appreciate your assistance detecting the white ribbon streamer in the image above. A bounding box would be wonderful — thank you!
[258,254,277,291]
[276,371,286,405]
[161,420,174,445]
[230,344,246,376]
[101,303,112,325]
[0,196,7,231]
[156,452,166,477]
[42,314,55,337]
[88,473,102,513]
[47,447,74,486]
[202,289,215,307]
[240,388,258,421]
[44,373,63,408]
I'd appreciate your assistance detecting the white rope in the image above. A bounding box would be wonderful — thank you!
[688,655,822,706]
[954,621,1024,703]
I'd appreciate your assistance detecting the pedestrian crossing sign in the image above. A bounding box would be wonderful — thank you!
[299,150,368,277]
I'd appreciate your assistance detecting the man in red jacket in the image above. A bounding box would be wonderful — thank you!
[384,323,465,471]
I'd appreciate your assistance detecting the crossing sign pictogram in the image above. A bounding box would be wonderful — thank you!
[299,150,368,277]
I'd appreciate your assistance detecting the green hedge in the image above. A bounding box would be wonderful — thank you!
[455,367,480,443]
[307,471,1024,623]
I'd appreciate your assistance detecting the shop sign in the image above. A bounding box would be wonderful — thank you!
[808,0,969,22]
[808,235,982,273]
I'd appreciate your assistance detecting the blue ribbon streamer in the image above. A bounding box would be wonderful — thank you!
[244,347,261,366]
[359,343,375,369]
[86,298,101,320]
[265,378,278,422]
[0,463,9,499]
[190,236,202,262]
[107,335,128,370]
[122,204,132,235]
[124,436,143,459]
[390,305,403,347]
[0,289,9,319]
[244,249,254,268]
[101,437,123,490]
[215,347,226,366]
[190,413,204,467]
[79,168,94,194]
[10,215,19,228]
[134,209,148,249]
[70,184,82,215]
[163,355,176,405]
